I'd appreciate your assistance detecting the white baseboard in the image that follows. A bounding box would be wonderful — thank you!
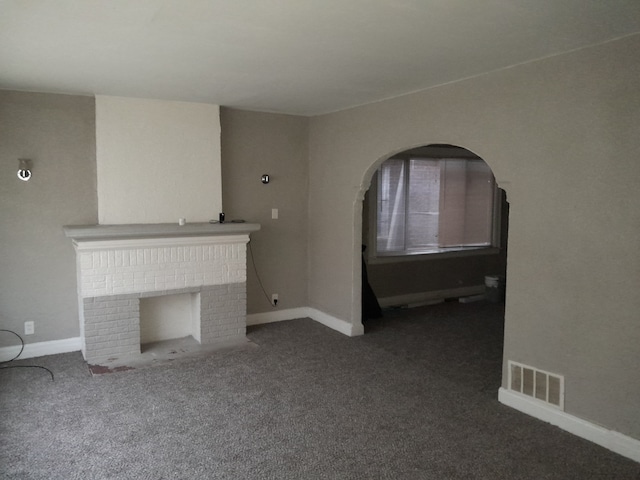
[0,337,81,362]
[1,308,361,362]
[305,307,364,336]
[498,387,640,463]
[246,308,311,326]
[378,285,485,308]
[247,307,364,337]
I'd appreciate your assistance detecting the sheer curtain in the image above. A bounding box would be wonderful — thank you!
[377,157,495,255]
[438,158,494,247]
[377,158,405,252]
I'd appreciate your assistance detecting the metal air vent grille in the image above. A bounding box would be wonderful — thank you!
[508,361,564,410]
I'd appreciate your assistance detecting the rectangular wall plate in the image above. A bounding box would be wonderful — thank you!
[24,321,35,335]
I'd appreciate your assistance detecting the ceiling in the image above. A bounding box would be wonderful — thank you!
[1,1,639,116]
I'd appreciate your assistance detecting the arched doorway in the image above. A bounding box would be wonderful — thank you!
[357,144,509,325]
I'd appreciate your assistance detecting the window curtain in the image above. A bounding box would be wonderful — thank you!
[438,158,494,247]
[377,159,405,253]
[376,157,495,254]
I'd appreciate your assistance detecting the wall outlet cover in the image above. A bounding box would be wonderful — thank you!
[24,321,35,335]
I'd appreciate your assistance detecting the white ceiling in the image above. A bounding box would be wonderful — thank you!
[1,0,639,116]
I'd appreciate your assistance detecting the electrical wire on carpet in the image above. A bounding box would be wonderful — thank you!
[247,240,276,307]
[0,329,54,381]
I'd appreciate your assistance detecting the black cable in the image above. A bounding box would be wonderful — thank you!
[0,329,24,363]
[247,240,276,307]
[0,329,54,381]
[1,364,54,381]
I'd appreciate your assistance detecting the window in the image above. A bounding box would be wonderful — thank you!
[376,156,498,256]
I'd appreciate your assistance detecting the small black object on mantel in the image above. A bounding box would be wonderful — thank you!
[219,212,225,223]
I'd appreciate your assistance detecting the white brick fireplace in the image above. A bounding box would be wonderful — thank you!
[64,223,259,364]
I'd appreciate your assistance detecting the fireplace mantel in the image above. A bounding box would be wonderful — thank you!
[63,222,260,364]
[63,222,260,242]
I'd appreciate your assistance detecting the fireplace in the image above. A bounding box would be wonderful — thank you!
[64,223,259,364]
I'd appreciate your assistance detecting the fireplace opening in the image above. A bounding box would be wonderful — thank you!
[139,292,202,351]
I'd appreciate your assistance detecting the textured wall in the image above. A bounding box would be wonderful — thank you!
[220,108,309,314]
[307,35,640,439]
[95,96,221,224]
[0,91,97,347]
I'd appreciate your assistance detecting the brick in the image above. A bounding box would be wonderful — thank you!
[78,241,250,356]
[95,307,116,315]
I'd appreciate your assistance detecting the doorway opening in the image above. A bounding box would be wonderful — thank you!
[357,143,510,392]
[359,144,509,323]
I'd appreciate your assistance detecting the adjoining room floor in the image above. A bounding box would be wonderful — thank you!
[1,300,638,479]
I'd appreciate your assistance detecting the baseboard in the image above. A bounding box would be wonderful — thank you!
[246,308,311,326]
[498,387,640,463]
[305,307,364,336]
[0,337,81,362]
[0,309,360,361]
[378,285,485,308]
[247,307,363,337]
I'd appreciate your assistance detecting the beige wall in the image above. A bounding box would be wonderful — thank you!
[308,35,640,439]
[96,96,221,224]
[0,91,97,347]
[220,108,309,314]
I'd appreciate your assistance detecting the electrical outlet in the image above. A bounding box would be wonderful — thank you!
[272,208,278,220]
[271,293,278,306]
[24,321,34,335]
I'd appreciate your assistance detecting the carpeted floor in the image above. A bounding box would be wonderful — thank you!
[1,301,638,479]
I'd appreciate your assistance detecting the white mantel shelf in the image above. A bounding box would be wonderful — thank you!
[63,222,260,242]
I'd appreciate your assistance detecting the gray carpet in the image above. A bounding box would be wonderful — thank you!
[1,301,638,479]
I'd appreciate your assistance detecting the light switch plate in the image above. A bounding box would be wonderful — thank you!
[24,321,34,335]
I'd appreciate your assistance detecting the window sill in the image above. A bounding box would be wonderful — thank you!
[366,247,500,265]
